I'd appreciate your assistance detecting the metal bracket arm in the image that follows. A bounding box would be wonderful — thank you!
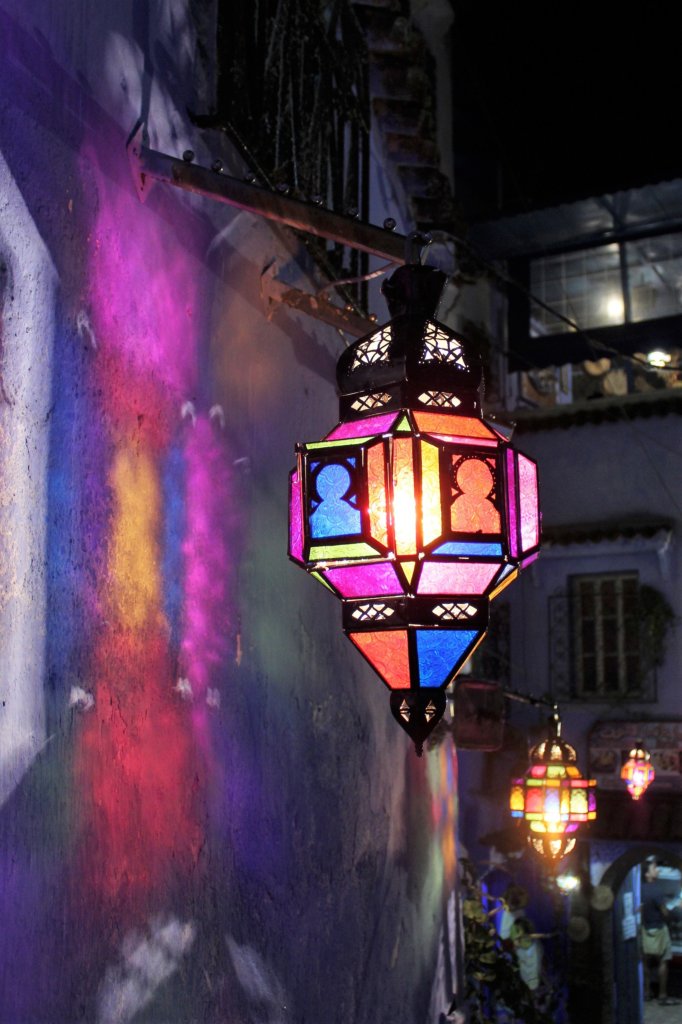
[127,123,407,264]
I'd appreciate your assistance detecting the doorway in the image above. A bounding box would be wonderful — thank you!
[601,845,682,1024]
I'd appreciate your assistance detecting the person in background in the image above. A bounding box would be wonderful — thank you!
[640,857,680,1006]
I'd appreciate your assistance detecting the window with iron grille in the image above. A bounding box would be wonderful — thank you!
[571,572,641,698]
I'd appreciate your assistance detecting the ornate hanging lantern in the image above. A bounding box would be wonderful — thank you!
[510,713,596,861]
[621,742,655,800]
[289,259,540,752]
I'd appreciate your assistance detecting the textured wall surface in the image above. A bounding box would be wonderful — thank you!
[0,3,460,1022]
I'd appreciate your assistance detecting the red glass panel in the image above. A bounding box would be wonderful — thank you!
[325,413,398,440]
[526,787,545,814]
[414,413,497,439]
[367,441,388,546]
[518,453,539,552]
[418,561,500,595]
[350,630,411,689]
[451,457,501,534]
[392,437,417,556]
[324,561,403,598]
[289,469,304,563]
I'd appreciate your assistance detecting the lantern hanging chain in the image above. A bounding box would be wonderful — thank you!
[315,260,397,298]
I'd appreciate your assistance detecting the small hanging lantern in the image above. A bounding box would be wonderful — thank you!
[510,712,596,861]
[621,742,655,800]
[289,254,541,753]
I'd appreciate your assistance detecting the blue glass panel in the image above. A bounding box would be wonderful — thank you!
[310,462,362,538]
[416,630,480,688]
[433,541,503,556]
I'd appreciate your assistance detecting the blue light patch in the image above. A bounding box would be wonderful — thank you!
[416,629,481,688]
[432,541,503,556]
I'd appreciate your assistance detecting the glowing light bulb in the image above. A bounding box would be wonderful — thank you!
[605,294,624,321]
[647,350,672,368]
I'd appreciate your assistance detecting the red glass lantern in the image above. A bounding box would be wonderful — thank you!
[621,742,655,800]
[510,715,596,861]
[289,263,540,752]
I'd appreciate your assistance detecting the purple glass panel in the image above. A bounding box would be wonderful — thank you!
[520,553,539,569]
[325,413,398,441]
[518,454,540,552]
[324,561,404,598]
[506,449,519,558]
[289,469,304,563]
[417,561,500,595]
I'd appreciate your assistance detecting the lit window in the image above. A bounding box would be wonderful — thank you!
[571,573,640,697]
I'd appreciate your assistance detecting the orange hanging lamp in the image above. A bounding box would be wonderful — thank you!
[510,711,596,861]
[621,742,655,800]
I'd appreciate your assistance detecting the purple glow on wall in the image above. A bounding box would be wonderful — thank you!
[180,414,234,752]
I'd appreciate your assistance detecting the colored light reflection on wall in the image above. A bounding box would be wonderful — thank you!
[427,740,458,891]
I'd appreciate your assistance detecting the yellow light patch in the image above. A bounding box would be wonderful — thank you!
[109,445,162,630]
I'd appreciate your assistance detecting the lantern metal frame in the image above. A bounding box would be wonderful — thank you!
[510,710,596,862]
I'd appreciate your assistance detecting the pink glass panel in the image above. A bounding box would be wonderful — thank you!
[506,449,519,558]
[367,441,388,546]
[325,413,398,440]
[392,437,417,556]
[518,453,539,552]
[324,561,403,598]
[417,561,500,595]
[350,630,411,689]
[289,469,304,563]
[415,413,496,439]
[520,553,538,569]
[451,457,501,534]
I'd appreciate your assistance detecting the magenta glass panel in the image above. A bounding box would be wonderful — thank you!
[324,561,404,598]
[520,553,539,569]
[289,470,304,563]
[518,453,539,552]
[325,413,398,441]
[506,449,519,558]
[417,561,500,595]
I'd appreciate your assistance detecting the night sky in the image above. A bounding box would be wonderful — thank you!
[450,3,680,217]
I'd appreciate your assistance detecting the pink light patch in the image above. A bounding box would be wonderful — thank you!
[418,561,500,595]
[325,413,398,440]
[289,469,305,563]
[518,453,540,552]
[324,561,403,597]
[506,449,519,558]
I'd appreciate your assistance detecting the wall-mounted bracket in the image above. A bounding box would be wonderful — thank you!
[127,122,407,264]
[260,262,374,338]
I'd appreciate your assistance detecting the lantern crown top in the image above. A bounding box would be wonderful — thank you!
[381,263,446,318]
[336,264,483,413]
[628,742,651,761]
[530,712,578,765]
